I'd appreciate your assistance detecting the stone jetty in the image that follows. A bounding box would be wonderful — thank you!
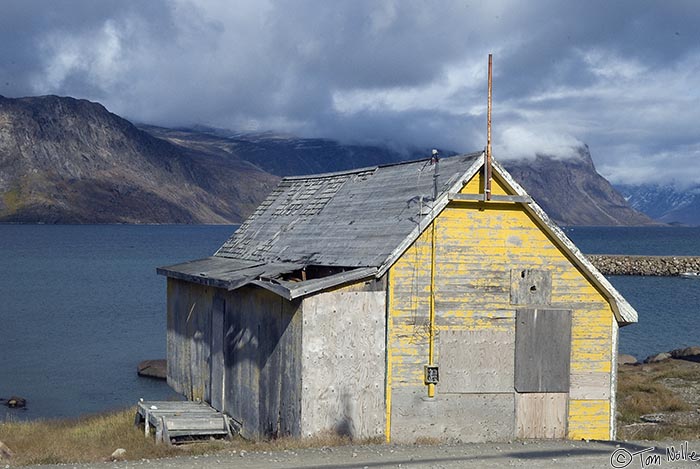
[586,255,700,276]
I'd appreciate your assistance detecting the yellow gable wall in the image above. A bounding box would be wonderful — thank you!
[386,171,615,441]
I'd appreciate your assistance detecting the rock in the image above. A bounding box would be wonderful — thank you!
[111,448,127,460]
[669,346,700,362]
[0,441,13,460]
[644,352,671,363]
[618,354,638,365]
[4,396,26,408]
[137,359,167,379]
[640,413,666,423]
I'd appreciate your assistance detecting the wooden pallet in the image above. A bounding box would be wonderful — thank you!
[134,400,232,445]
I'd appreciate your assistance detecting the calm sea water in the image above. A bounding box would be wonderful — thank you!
[1,225,699,421]
[0,225,234,421]
[564,226,700,362]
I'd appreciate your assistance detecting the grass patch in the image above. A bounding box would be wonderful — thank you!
[617,374,690,424]
[0,408,216,466]
[0,408,383,466]
[616,359,700,440]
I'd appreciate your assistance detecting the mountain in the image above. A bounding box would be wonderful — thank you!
[144,126,653,227]
[139,125,433,177]
[501,146,656,226]
[0,95,276,223]
[616,183,700,226]
[0,95,652,226]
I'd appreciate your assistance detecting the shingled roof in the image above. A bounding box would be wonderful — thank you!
[215,152,482,267]
[157,152,637,324]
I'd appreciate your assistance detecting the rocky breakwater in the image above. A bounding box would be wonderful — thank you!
[587,255,700,276]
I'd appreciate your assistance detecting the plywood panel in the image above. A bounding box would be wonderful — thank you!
[439,329,514,393]
[390,388,514,442]
[300,291,386,439]
[515,309,571,393]
[570,372,611,400]
[516,393,567,439]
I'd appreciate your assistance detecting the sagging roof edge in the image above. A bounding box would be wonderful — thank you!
[252,267,378,300]
[157,263,378,301]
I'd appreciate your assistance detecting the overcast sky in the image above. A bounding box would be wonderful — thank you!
[2,0,700,186]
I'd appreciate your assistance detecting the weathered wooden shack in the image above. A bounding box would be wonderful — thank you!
[157,152,638,442]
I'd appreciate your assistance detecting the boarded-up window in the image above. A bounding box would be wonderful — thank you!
[515,309,571,393]
[439,329,514,393]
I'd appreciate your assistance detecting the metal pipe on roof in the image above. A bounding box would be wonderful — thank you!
[485,53,493,201]
[431,149,439,201]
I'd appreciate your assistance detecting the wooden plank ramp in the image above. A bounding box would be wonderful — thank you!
[134,400,232,445]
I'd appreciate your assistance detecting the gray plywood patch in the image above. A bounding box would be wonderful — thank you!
[439,329,515,393]
[511,269,552,305]
[516,393,568,439]
[515,309,571,393]
[570,372,611,400]
[300,291,386,439]
[390,388,514,442]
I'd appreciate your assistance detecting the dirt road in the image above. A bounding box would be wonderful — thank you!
[24,440,700,469]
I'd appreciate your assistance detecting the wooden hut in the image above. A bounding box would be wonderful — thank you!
[157,152,637,442]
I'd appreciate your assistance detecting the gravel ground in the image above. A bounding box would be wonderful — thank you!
[22,440,700,469]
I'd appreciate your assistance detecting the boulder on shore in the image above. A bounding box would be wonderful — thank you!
[644,352,672,364]
[618,354,638,365]
[669,346,700,362]
[137,359,167,379]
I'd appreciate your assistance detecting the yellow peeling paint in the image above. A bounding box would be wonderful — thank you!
[568,400,610,440]
[385,169,616,441]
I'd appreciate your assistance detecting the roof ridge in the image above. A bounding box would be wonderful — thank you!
[281,151,483,181]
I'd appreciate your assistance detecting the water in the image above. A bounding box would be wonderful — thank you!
[565,226,700,361]
[1,225,699,421]
[0,224,234,421]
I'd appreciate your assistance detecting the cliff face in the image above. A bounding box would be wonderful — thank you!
[0,96,277,223]
[502,146,655,226]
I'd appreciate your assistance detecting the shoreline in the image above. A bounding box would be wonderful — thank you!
[587,254,700,276]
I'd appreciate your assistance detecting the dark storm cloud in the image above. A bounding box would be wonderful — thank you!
[3,0,700,185]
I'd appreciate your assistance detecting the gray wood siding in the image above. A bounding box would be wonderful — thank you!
[223,286,303,439]
[300,290,386,439]
[210,296,225,411]
[166,278,212,402]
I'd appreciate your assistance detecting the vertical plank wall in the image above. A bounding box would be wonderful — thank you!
[223,286,303,440]
[386,171,616,442]
[166,278,213,402]
[300,287,386,439]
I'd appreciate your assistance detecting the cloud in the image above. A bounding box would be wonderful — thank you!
[2,0,700,185]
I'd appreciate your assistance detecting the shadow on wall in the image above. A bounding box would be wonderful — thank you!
[334,392,357,438]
